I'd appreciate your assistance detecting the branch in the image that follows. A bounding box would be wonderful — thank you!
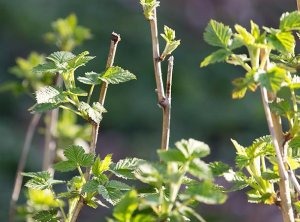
[260,88,294,222]
[161,56,174,150]
[9,113,41,222]
[42,76,63,171]
[297,0,300,11]
[288,169,300,194]
[69,32,120,222]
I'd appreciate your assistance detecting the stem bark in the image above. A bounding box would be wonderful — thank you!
[9,113,41,222]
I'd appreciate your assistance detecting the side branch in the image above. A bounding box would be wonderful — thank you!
[161,56,174,150]
[297,0,300,11]
[9,113,41,222]
[69,32,121,222]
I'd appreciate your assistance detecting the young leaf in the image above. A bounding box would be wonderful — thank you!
[67,87,88,96]
[181,181,227,204]
[78,101,107,124]
[203,20,232,48]
[110,158,145,179]
[32,210,60,222]
[200,49,231,67]
[67,51,95,70]
[78,72,102,85]
[106,180,131,191]
[82,180,100,193]
[47,51,75,64]
[29,103,60,113]
[54,160,77,172]
[99,66,136,84]
[234,25,255,45]
[188,159,212,180]
[140,0,160,20]
[257,66,287,93]
[22,171,64,190]
[280,11,300,31]
[209,161,231,177]
[112,190,139,222]
[157,149,186,162]
[92,154,112,176]
[267,29,295,54]
[64,145,94,167]
[175,138,210,159]
[160,26,181,60]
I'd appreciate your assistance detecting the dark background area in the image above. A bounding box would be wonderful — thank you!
[0,0,297,221]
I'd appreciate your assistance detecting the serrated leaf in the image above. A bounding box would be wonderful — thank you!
[47,51,75,64]
[67,51,95,69]
[234,24,255,45]
[32,210,59,222]
[99,66,136,84]
[78,101,106,124]
[32,62,58,74]
[223,170,249,191]
[200,49,231,67]
[82,180,100,193]
[209,161,230,176]
[67,87,88,96]
[175,138,210,159]
[78,72,102,85]
[140,0,160,19]
[22,171,64,190]
[106,180,131,191]
[54,160,77,172]
[261,171,280,182]
[251,20,260,39]
[267,30,295,54]
[269,99,291,116]
[135,163,163,186]
[203,20,232,48]
[181,181,227,204]
[110,158,145,179]
[29,103,60,113]
[188,159,212,180]
[113,190,139,221]
[157,149,186,162]
[35,86,63,104]
[258,66,287,93]
[63,145,95,167]
[280,11,300,31]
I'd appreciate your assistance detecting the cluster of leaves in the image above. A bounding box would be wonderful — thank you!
[140,0,160,20]
[109,139,227,222]
[201,10,300,215]
[22,145,143,221]
[44,13,92,51]
[160,26,181,61]
[29,51,136,124]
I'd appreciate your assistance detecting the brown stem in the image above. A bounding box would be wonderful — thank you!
[297,0,300,11]
[9,113,41,222]
[42,76,63,171]
[69,32,120,222]
[161,56,174,150]
[260,87,294,222]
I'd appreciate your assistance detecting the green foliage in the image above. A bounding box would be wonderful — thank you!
[280,11,300,31]
[257,67,287,93]
[140,0,160,20]
[160,26,181,60]
[109,139,226,222]
[200,49,231,67]
[22,171,64,190]
[32,210,60,222]
[78,102,107,124]
[110,158,145,179]
[54,145,95,172]
[44,13,92,51]
[99,66,137,84]
[203,20,232,48]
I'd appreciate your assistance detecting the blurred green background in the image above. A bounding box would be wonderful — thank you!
[0,0,297,221]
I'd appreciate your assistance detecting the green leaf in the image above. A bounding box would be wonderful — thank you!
[78,72,102,85]
[140,0,160,19]
[82,180,100,193]
[32,210,59,222]
[22,171,64,190]
[54,160,77,172]
[231,71,257,99]
[110,158,145,179]
[209,161,231,176]
[67,87,88,96]
[289,136,300,150]
[269,99,291,116]
[200,49,231,67]
[203,20,232,48]
[234,24,255,45]
[32,62,58,74]
[135,162,163,186]
[267,30,295,54]
[63,145,94,167]
[181,181,227,204]
[67,51,95,70]
[113,190,139,222]
[175,138,210,159]
[157,149,186,162]
[99,66,136,84]
[47,51,75,64]
[280,11,300,31]
[188,159,212,180]
[29,103,60,113]
[251,20,260,39]
[261,171,280,182]
[258,67,287,93]
[92,155,112,176]
[35,86,66,104]
[106,180,131,191]
[223,170,249,191]
[78,101,106,124]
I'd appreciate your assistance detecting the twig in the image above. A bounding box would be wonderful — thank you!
[260,87,294,222]
[69,32,120,222]
[288,169,300,194]
[161,56,174,150]
[297,0,300,11]
[9,113,41,222]
[42,76,63,171]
